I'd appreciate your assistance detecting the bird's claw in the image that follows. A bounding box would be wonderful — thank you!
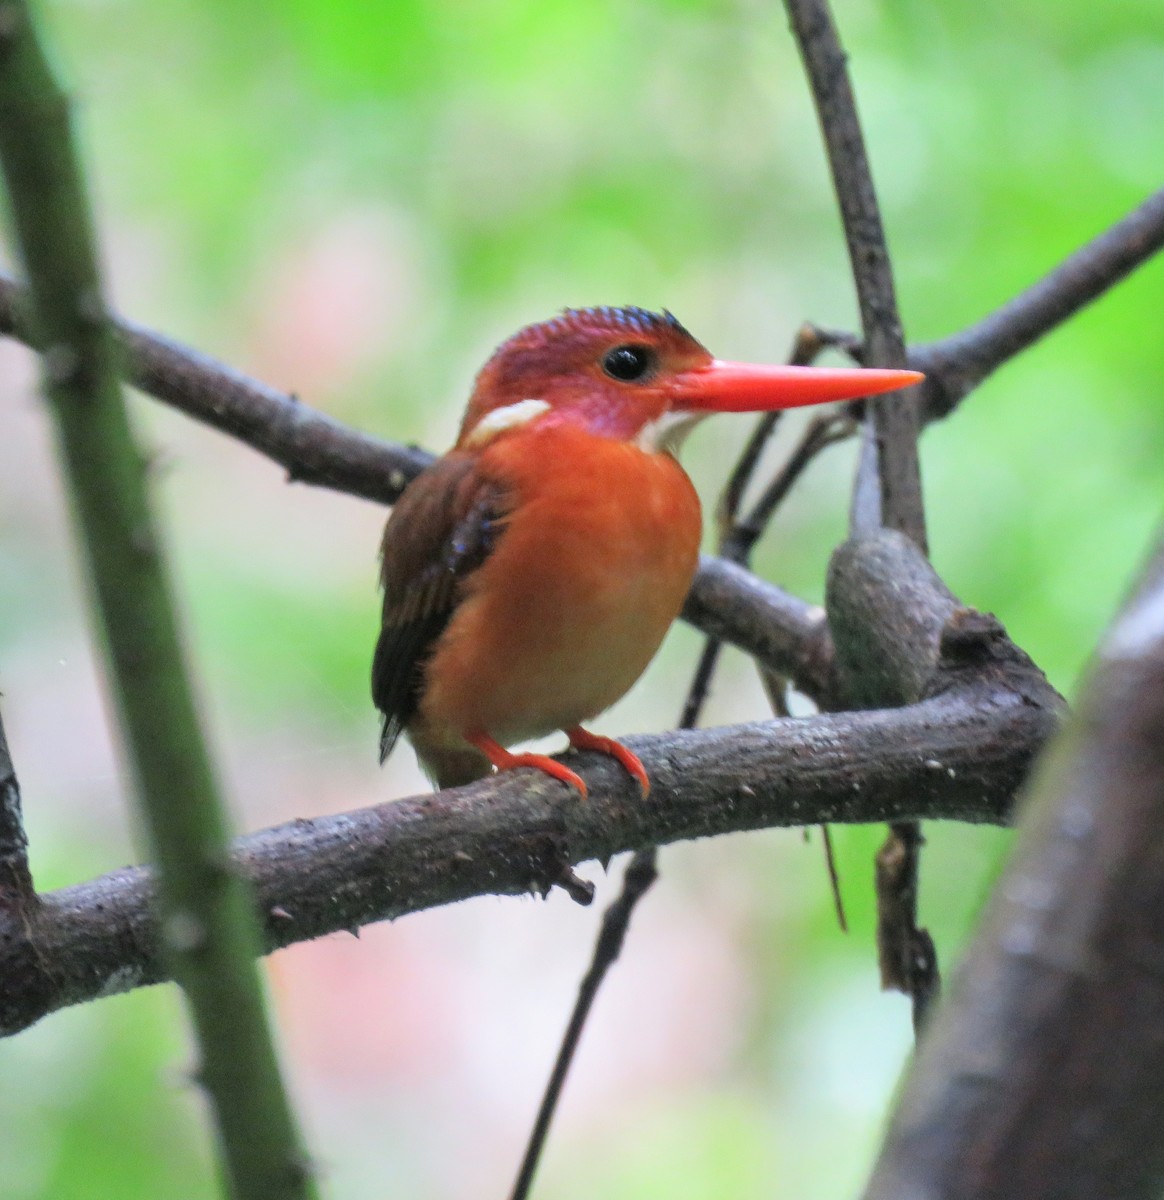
[566,727,651,797]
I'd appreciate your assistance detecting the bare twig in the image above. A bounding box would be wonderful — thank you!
[0,272,431,507]
[784,0,926,549]
[509,850,658,1200]
[864,528,1164,1200]
[0,5,317,1195]
[819,826,847,932]
[874,822,937,1028]
[764,191,1164,430]
[705,328,856,724]
[721,411,855,566]
[715,321,855,538]
[912,187,1164,421]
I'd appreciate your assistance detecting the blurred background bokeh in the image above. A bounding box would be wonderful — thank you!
[1,0,1162,1195]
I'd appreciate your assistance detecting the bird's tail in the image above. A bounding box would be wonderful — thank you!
[410,726,492,791]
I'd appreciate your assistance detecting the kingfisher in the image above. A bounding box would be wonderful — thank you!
[373,306,919,796]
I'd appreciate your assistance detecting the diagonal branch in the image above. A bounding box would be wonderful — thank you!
[0,677,1059,1039]
[912,187,1164,421]
[0,271,431,506]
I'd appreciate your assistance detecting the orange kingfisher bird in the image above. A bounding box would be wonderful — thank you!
[373,306,920,796]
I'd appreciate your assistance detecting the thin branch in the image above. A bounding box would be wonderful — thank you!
[702,325,857,726]
[784,0,926,549]
[786,0,936,1028]
[509,339,853,1198]
[719,409,856,931]
[774,191,1164,428]
[912,187,1164,421]
[874,821,937,1032]
[720,411,855,565]
[509,850,658,1200]
[0,272,431,507]
[714,321,855,538]
[864,527,1164,1200]
[0,5,317,1196]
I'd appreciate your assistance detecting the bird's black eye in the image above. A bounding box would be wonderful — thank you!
[602,344,654,382]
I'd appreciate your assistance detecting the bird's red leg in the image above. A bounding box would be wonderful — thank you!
[565,726,650,797]
[466,732,589,798]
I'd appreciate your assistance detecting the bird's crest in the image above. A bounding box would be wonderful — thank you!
[483,306,694,363]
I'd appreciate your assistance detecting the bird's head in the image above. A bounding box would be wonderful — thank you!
[456,306,920,453]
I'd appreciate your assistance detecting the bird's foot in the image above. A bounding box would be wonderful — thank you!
[467,733,588,797]
[566,726,650,797]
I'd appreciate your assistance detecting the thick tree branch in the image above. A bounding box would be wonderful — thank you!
[0,5,317,1195]
[0,529,1062,1038]
[864,529,1164,1200]
[0,679,1059,1038]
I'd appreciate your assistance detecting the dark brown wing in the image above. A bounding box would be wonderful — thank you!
[372,453,508,764]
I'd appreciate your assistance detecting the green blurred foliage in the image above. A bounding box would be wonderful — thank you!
[2,0,1162,1195]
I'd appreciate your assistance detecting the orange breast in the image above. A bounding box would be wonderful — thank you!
[417,423,701,745]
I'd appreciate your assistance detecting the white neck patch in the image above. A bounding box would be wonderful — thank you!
[635,410,703,456]
[465,398,551,448]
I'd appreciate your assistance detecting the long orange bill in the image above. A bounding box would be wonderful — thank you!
[671,360,923,413]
